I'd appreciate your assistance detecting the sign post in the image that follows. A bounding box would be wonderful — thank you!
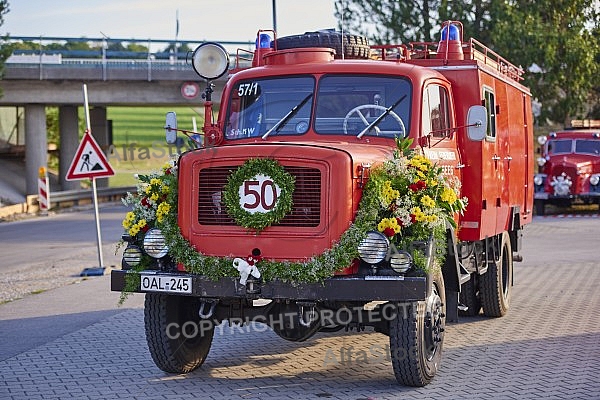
[66,84,115,276]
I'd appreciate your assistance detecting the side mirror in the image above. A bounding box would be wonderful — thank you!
[466,105,487,141]
[165,112,177,144]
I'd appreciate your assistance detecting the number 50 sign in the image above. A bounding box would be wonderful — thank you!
[238,174,281,214]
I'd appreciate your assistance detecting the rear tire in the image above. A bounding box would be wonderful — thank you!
[389,271,445,386]
[275,30,370,59]
[144,294,214,373]
[480,232,512,317]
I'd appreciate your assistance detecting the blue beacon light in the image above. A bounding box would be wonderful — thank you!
[441,24,460,41]
[257,33,272,49]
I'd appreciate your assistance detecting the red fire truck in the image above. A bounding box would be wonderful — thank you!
[112,21,534,386]
[534,120,600,215]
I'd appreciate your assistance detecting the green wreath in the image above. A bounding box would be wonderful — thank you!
[223,158,295,232]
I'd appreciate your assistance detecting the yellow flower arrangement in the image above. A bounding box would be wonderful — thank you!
[368,139,468,270]
[120,158,178,240]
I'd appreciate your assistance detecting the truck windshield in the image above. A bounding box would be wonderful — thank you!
[225,76,315,139]
[575,139,600,155]
[547,139,572,154]
[314,75,411,137]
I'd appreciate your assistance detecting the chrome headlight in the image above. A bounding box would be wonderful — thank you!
[590,175,600,186]
[537,157,546,167]
[533,175,544,186]
[537,136,547,145]
[390,251,412,273]
[358,231,389,264]
[143,228,169,258]
[122,245,142,269]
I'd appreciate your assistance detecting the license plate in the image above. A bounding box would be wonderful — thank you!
[140,274,192,294]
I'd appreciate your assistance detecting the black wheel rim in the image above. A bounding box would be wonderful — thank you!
[423,285,444,361]
[501,244,510,299]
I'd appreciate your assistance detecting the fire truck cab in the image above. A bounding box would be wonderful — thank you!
[534,120,600,215]
[112,21,534,386]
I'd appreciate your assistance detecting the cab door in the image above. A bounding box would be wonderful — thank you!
[421,82,462,205]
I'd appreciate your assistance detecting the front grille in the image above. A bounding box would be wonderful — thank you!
[198,165,321,227]
[550,165,577,181]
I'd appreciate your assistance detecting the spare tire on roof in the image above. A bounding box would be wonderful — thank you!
[274,30,370,60]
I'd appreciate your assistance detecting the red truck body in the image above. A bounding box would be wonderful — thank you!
[112,21,534,387]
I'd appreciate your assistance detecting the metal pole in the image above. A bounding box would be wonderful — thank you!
[83,84,105,269]
[272,0,277,32]
[91,177,104,268]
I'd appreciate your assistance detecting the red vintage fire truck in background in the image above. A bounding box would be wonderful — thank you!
[534,120,600,215]
[112,21,534,386]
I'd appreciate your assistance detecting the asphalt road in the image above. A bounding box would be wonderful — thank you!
[0,203,126,274]
[0,210,599,399]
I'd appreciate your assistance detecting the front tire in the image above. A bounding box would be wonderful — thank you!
[480,232,513,317]
[389,271,446,386]
[144,294,214,373]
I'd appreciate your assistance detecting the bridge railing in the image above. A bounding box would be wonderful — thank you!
[4,35,255,80]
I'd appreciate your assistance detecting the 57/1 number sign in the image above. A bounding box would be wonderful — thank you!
[238,174,281,214]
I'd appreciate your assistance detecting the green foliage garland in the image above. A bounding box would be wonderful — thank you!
[120,140,467,287]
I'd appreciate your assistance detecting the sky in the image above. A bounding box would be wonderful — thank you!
[2,0,338,47]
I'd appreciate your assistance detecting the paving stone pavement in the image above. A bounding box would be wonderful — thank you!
[1,216,599,399]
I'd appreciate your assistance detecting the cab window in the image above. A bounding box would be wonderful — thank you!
[483,88,496,140]
[547,139,572,154]
[575,139,600,155]
[314,75,411,137]
[225,76,315,139]
[422,85,451,138]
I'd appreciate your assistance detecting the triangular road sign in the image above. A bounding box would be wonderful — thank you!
[66,131,115,181]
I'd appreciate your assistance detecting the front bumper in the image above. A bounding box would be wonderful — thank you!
[110,270,428,302]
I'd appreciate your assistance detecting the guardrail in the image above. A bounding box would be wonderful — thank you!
[0,186,135,219]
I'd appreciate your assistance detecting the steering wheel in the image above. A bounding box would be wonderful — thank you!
[343,104,406,138]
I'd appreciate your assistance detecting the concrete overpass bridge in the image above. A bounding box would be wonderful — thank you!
[0,36,250,199]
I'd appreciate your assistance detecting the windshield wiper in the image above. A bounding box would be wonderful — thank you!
[357,94,407,139]
[262,93,313,140]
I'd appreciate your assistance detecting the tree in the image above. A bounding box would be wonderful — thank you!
[334,0,496,44]
[334,0,599,126]
[334,0,441,44]
[491,0,600,126]
[0,0,11,95]
[438,0,494,44]
[162,42,192,54]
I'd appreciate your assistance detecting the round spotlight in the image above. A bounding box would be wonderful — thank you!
[537,136,547,145]
[358,231,390,264]
[143,228,169,259]
[390,251,412,273]
[191,42,230,80]
[122,245,142,269]
[537,157,547,167]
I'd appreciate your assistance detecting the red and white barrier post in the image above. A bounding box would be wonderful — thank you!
[37,166,50,214]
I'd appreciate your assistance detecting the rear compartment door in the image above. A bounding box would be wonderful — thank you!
[481,85,501,237]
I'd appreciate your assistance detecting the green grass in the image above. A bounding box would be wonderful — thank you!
[108,106,204,146]
[102,106,206,186]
